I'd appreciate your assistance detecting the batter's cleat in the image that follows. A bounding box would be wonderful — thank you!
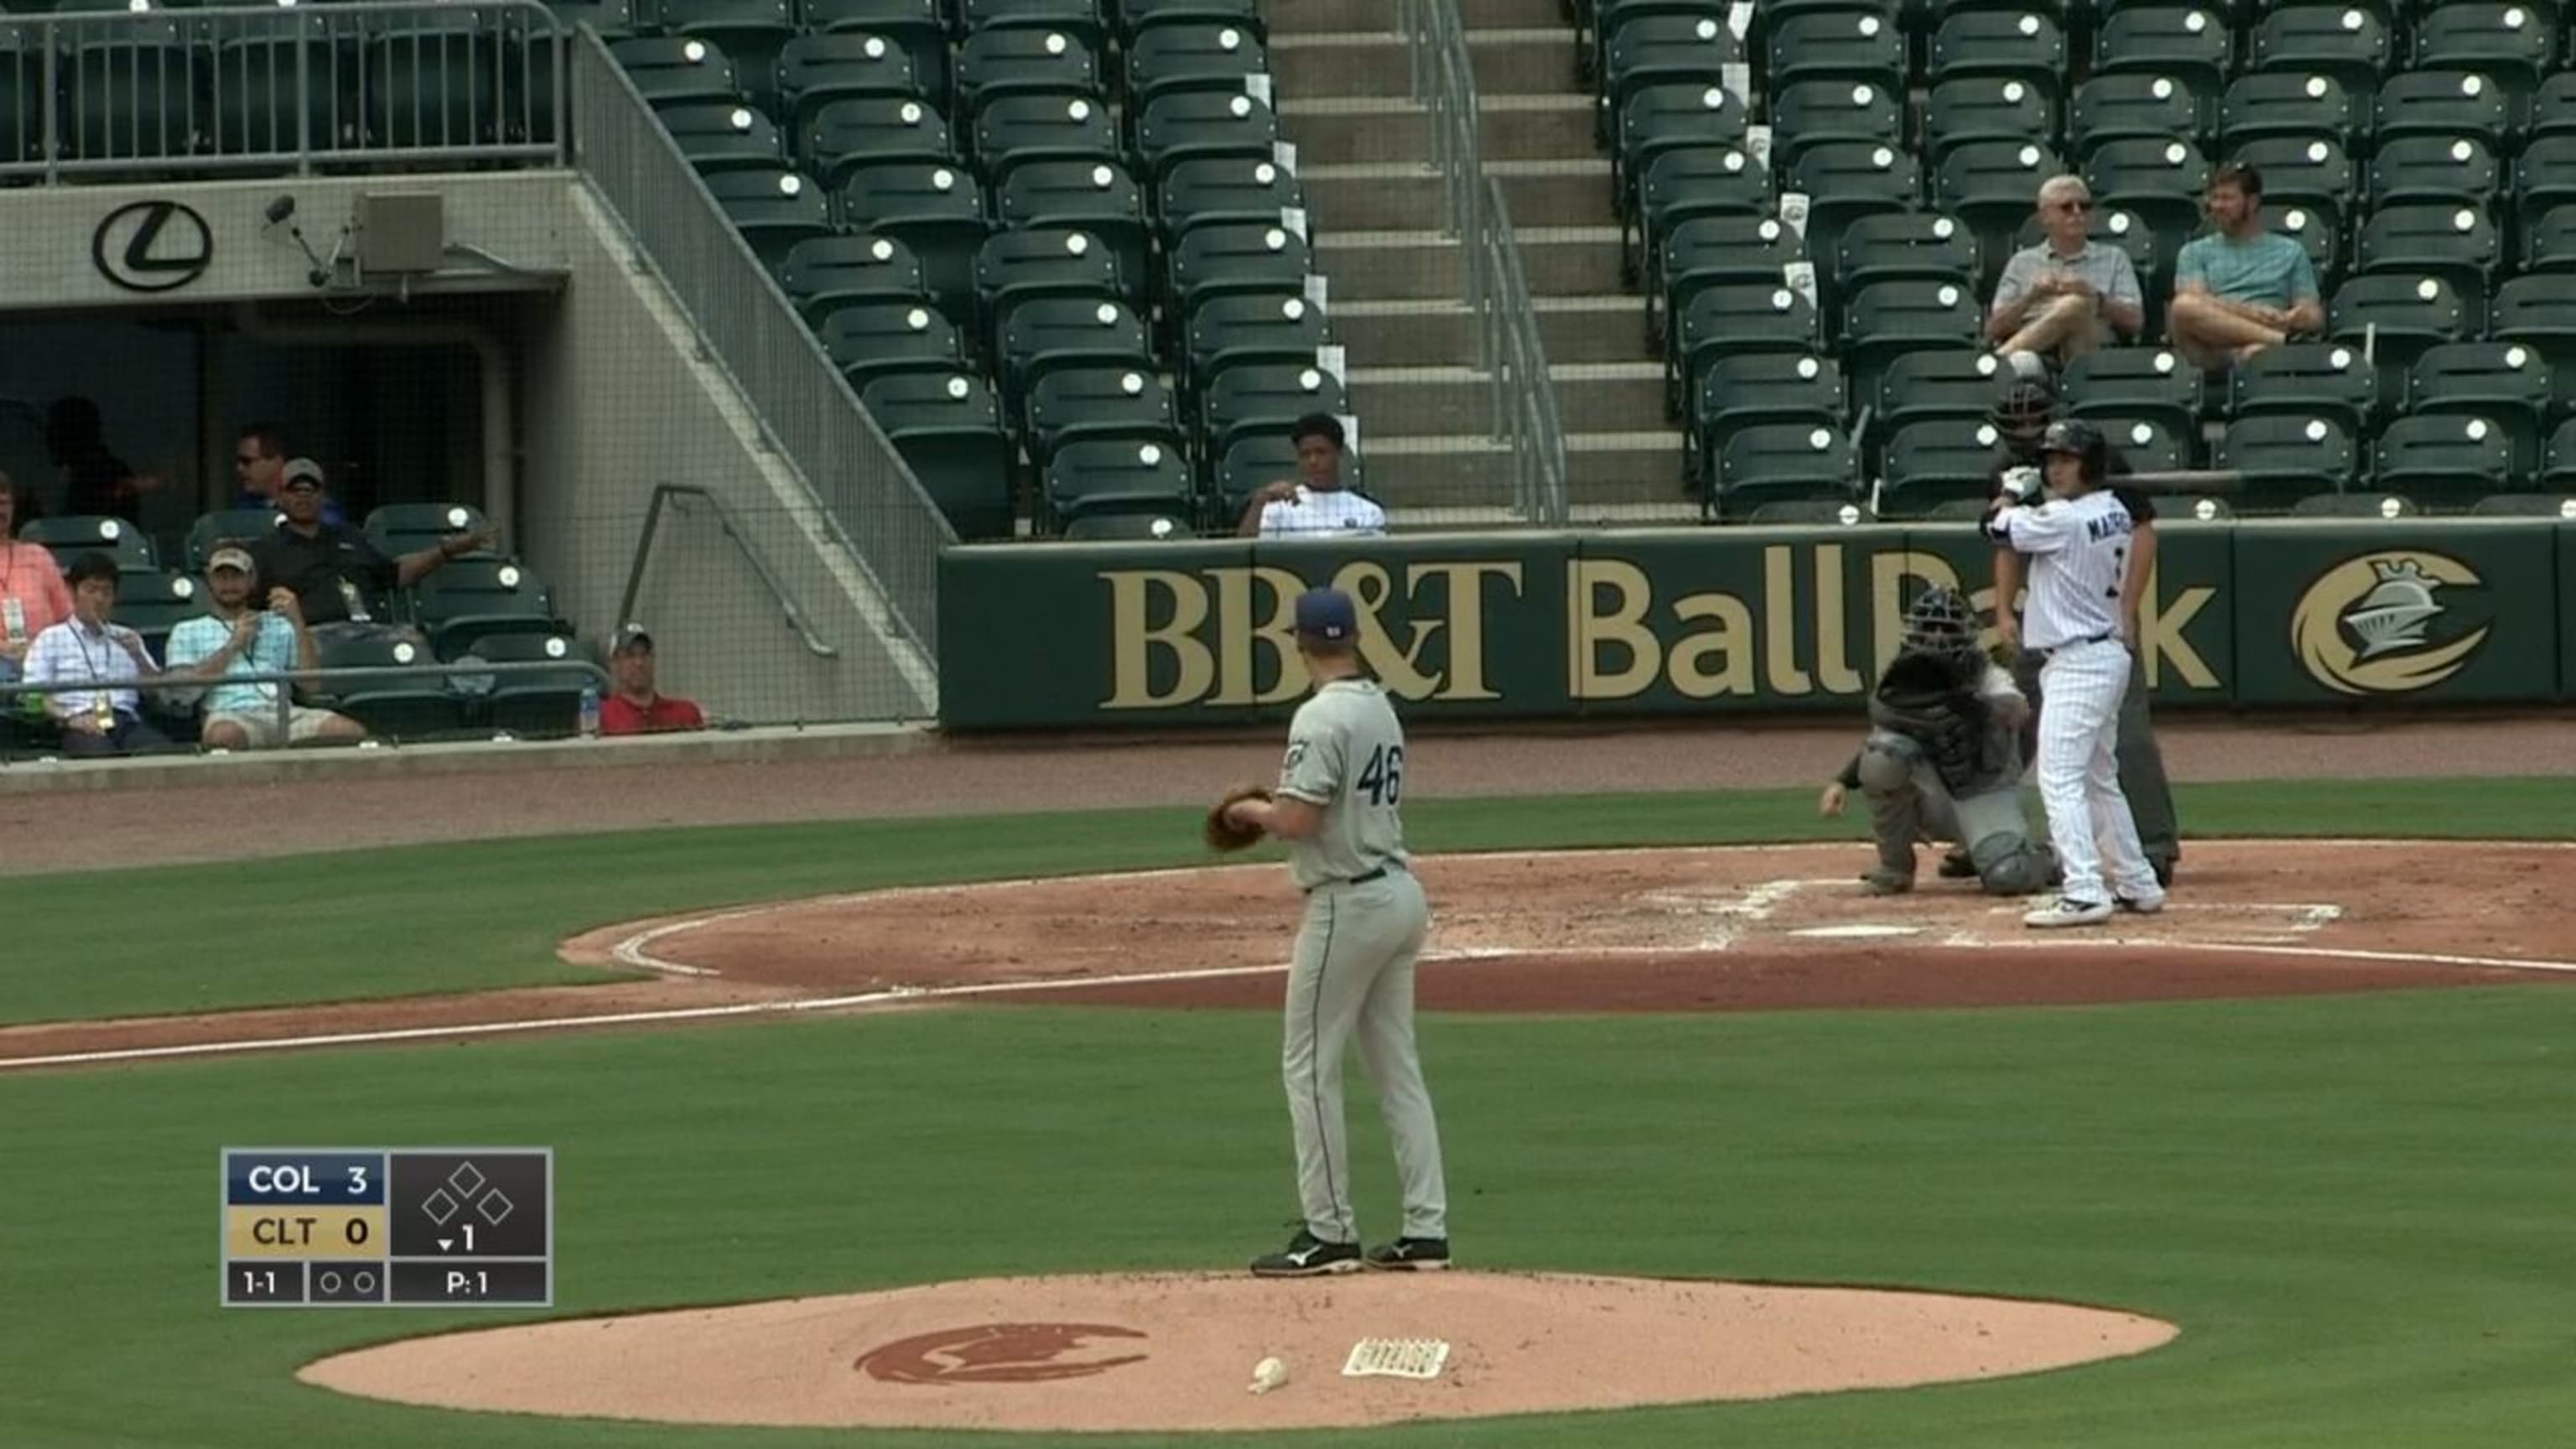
[1251,1228,1363,1278]
[2116,891,2167,916]
[1938,849,1979,880]
[1858,869,1914,896]
[1364,1237,1452,1272]
[2024,896,2115,928]
[2152,859,2178,890]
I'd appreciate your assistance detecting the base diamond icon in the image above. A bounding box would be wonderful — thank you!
[448,1161,488,1197]
[476,1188,516,1226]
[422,1187,460,1225]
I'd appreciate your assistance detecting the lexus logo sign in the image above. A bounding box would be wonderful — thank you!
[92,200,215,293]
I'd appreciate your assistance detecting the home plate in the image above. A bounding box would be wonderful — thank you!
[1790,925,1926,939]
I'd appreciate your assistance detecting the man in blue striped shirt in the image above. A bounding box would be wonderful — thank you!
[2166,164,2323,371]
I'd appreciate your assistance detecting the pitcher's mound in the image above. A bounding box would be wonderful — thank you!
[299,1271,2176,1433]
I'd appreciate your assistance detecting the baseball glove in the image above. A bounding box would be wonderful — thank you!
[1204,784,1273,853]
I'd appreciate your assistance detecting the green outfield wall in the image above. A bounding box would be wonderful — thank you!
[938,520,2571,729]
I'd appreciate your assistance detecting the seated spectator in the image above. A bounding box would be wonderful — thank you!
[0,472,75,683]
[600,624,706,735]
[1987,175,2144,379]
[232,427,345,528]
[1236,414,1388,538]
[248,459,490,629]
[46,395,150,523]
[163,547,366,751]
[23,553,172,756]
[2166,164,2324,371]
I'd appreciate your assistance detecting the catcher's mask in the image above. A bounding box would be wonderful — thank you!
[1991,377,2056,449]
[2039,417,2109,484]
[1902,585,1980,656]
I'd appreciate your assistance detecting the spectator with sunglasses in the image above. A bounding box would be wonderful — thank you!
[231,423,345,528]
[1985,176,2145,381]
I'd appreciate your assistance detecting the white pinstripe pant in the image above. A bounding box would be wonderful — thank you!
[2034,640,2162,905]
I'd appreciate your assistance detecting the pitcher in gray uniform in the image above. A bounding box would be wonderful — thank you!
[1221,588,1452,1277]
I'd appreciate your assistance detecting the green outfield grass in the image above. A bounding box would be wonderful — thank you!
[7,775,2573,1028]
[2,779,2571,1448]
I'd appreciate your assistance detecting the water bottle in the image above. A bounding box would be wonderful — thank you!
[578,683,601,740]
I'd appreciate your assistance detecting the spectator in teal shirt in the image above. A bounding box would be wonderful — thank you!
[164,547,366,750]
[2166,163,2324,371]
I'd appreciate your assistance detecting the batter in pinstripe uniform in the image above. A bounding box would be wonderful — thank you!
[1223,587,1451,1276]
[1984,419,2168,928]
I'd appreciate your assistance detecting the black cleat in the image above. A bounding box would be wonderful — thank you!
[1938,849,1979,880]
[1363,1237,1453,1272]
[1251,1228,1363,1278]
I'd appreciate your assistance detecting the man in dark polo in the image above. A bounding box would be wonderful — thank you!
[248,459,491,631]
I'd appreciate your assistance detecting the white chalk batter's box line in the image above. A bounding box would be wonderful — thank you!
[6,841,2569,1072]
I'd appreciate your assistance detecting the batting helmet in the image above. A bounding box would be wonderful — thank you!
[1902,585,1979,656]
[2039,417,2108,480]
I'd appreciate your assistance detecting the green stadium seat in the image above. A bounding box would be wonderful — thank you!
[963,0,1108,56]
[2370,134,2498,207]
[610,37,740,107]
[2217,71,2360,152]
[778,33,922,134]
[2226,341,2378,431]
[185,509,284,572]
[1200,362,1343,459]
[409,560,568,660]
[1832,211,1980,303]
[661,101,788,175]
[1044,438,1194,527]
[1766,9,1903,90]
[2215,413,2361,509]
[2355,206,2500,297]
[1061,510,1196,539]
[1838,281,1982,387]
[2326,274,2475,388]
[2514,135,2576,220]
[110,570,205,664]
[2227,135,2353,213]
[364,23,505,150]
[1157,157,1306,245]
[1628,145,1771,276]
[1166,221,1311,319]
[2292,491,2419,518]
[953,28,1101,113]
[2090,415,2190,473]
[839,162,994,321]
[2487,276,2576,413]
[1923,77,2055,162]
[21,516,153,573]
[2093,7,2231,95]
[2067,74,2210,161]
[2520,204,2576,274]
[1767,77,1903,171]
[1880,418,2006,518]
[1670,282,1823,416]
[364,503,491,563]
[662,0,796,111]
[1118,0,1265,44]
[1599,13,1738,153]
[2469,493,2576,518]
[999,160,1149,299]
[312,631,462,741]
[971,92,1117,188]
[704,169,833,267]
[0,28,46,165]
[1690,352,1846,486]
[779,233,929,325]
[1926,10,2066,99]
[804,0,949,104]
[2062,347,2199,438]
[1655,214,1803,346]
[1935,138,2058,242]
[1025,366,1177,470]
[1123,21,1267,108]
[2371,413,2511,509]
[2084,137,2211,244]
[1616,83,1750,206]
[999,298,1151,416]
[2537,417,2576,488]
[2270,203,2344,293]
[1745,499,1870,526]
[1132,91,1276,183]
[974,226,1126,349]
[1874,348,2012,434]
[2531,71,2576,143]
[2370,69,2514,147]
[818,301,966,391]
[804,97,955,188]
[1787,140,1922,243]
[462,634,597,740]
[2407,342,2550,472]
[2409,5,2555,95]
[1715,423,1858,519]
[1183,292,1328,400]
[2249,4,2392,93]
[860,372,1015,540]
[66,18,199,163]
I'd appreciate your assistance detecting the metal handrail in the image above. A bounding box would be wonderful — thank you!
[1400,0,1571,525]
[620,484,838,659]
[0,0,568,182]
[0,658,610,754]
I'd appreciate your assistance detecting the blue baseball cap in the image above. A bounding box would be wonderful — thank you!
[1294,587,1358,642]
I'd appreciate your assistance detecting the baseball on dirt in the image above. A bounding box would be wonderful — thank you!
[1249,1356,1288,1394]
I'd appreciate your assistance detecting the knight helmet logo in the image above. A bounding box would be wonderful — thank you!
[2288,553,2490,696]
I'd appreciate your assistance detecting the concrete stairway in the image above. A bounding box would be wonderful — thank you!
[1270,0,1690,522]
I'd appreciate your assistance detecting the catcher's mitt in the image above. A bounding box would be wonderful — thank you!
[1204,784,1273,853]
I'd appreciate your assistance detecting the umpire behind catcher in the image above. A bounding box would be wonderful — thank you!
[1821,586,2058,896]
[1981,378,2184,888]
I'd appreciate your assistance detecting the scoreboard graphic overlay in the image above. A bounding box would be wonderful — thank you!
[222,1147,553,1308]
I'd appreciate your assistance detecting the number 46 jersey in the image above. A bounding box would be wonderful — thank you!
[1276,678,1412,892]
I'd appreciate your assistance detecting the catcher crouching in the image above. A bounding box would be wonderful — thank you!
[1822,586,2057,897]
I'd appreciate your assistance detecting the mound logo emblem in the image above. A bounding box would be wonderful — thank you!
[2288,552,2490,696]
[856,1322,1149,1384]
